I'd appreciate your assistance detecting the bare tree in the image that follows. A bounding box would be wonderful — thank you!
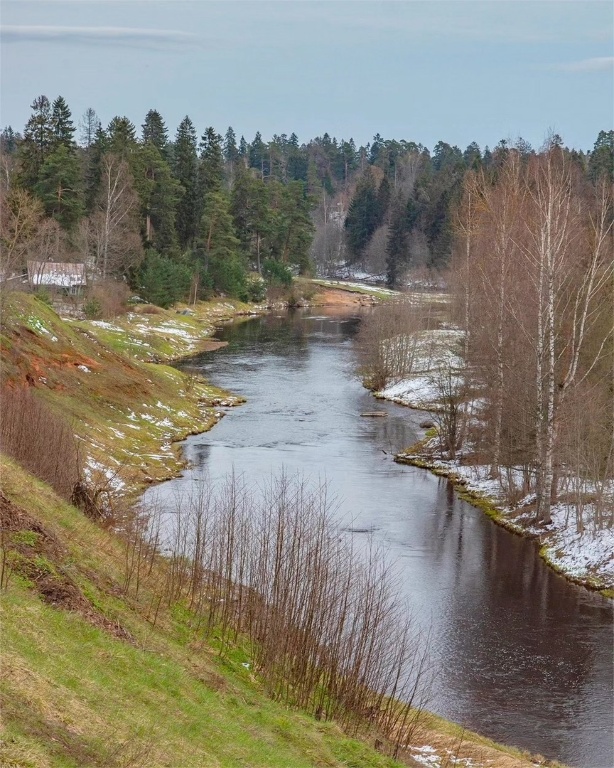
[0,188,45,279]
[87,153,143,279]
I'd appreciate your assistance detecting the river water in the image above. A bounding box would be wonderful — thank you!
[143,309,613,768]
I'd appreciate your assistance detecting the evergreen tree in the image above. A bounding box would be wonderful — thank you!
[344,170,379,261]
[231,167,271,272]
[249,131,268,178]
[107,116,138,159]
[50,96,75,149]
[224,126,239,187]
[266,180,314,272]
[138,249,191,307]
[137,143,180,252]
[35,144,83,230]
[142,109,169,155]
[84,125,109,213]
[588,130,614,183]
[385,197,410,288]
[199,127,224,194]
[172,117,199,249]
[238,135,249,162]
[1,126,18,154]
[18,95,54,188]
[200,190,246,296]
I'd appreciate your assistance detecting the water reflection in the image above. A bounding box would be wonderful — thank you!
[144,310,613,768]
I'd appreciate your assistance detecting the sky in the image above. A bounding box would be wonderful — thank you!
[1,0,613,152]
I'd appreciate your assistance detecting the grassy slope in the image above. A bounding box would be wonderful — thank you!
[0,458,402,768]
[0,294,254,495]
[0,293,563,768]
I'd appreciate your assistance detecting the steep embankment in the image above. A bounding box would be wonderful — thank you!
[0,294,252,496]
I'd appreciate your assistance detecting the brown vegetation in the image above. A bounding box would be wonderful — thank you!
[0,386,81,500]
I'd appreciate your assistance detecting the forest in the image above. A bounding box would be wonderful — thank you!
[3,94,611,307]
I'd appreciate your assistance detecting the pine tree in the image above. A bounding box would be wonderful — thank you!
[249,131,268,178]
[1,126,18,154]
[231,167,271,271]
[142,109,169,155]
[172,117,199,249]
[50,96,75,149]
[107,117,138,159]
[224,126,239,188]
[385,197,410,288]
[200,190,246,296]
[18,95,54,188]
[35,144,83,230]
[588,130,614,183]
[199,127,224,195]
[132,143,180,252]
[344,170,379,261]
[84,125,109,213]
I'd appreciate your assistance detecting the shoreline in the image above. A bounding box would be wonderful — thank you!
[394,441,613,599]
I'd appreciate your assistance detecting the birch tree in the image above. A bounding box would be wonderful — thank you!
[88,153,142,278]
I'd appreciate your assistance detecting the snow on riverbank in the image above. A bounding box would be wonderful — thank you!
[376,327,613,593]
[375,328,464,410]
[395,444,614,591]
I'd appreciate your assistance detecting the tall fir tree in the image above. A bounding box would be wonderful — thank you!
[18,95,54,188]
[50,96,75,149]
[142,110,169,156]
[35,144,83,230]
[344,170,379,261]
[107,117,138,159]
[199,127,225,194]
[172,117,199,249]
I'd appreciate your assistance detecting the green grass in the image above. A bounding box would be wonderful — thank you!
[0,458,403,768]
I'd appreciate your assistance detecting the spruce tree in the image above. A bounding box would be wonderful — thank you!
[50,96,76,149]
[344,170,379,261]
[172,117,199,249]
[107,117,138,159]
[35,144,83,230]
[142,109,169,155]
[199,127,224,194]
[18,95,54,188]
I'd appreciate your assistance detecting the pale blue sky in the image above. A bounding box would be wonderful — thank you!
[1,1,612,151]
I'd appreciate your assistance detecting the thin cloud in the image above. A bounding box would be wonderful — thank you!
[557,56,614,73]
[0,25,203,50]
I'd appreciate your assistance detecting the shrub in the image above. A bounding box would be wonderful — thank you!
[0,387,81,500]
[137,251,192,309]
[262,259,293,287]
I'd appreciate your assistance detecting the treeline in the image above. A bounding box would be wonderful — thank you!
[452,138,613,526]
[2,96,612,307]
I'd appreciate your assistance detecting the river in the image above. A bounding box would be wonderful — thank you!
[143,308,613,768]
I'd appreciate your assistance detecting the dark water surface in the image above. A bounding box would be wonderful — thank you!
[144,310,613,768]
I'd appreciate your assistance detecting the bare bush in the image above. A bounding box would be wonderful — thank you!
[356,299,435,390]
[0,387,81,499]
[86,279,132,319]
[136,472,430,752]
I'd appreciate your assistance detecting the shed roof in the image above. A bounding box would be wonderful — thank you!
[27,261,87,287]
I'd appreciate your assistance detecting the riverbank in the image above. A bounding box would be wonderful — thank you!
[395,442,614,598]
[365,322,614,596]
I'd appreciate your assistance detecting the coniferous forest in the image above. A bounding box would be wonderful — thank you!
[3,95,611,302]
